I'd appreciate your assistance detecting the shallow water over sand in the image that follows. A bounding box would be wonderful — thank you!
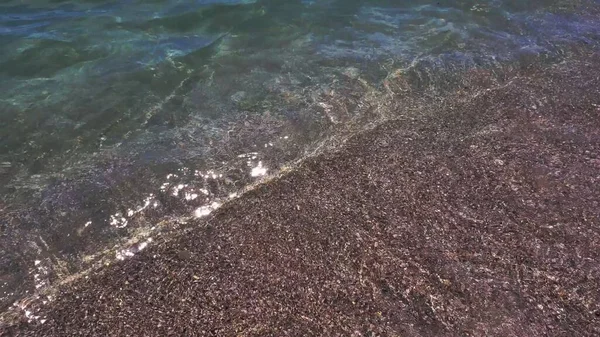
[1,0,600,316]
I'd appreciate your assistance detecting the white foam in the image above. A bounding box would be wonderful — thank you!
[194,201,222,218]
[250,161,267,177]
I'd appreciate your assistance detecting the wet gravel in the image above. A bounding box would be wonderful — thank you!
[2,52,600,336]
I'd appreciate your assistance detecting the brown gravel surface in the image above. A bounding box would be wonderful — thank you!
[3,53,600,336]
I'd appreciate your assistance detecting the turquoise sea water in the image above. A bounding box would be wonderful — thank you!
[1,0,600,314]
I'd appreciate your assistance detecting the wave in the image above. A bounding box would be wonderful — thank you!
[1,0,600,316]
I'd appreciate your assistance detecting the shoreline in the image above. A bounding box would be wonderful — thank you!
[3,51,600,336]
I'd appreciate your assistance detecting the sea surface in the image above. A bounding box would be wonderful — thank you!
[1,0,600,317]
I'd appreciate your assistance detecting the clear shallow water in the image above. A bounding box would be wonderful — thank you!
[1,0,600,317]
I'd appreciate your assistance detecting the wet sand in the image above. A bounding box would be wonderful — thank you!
[3,52,600,336]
